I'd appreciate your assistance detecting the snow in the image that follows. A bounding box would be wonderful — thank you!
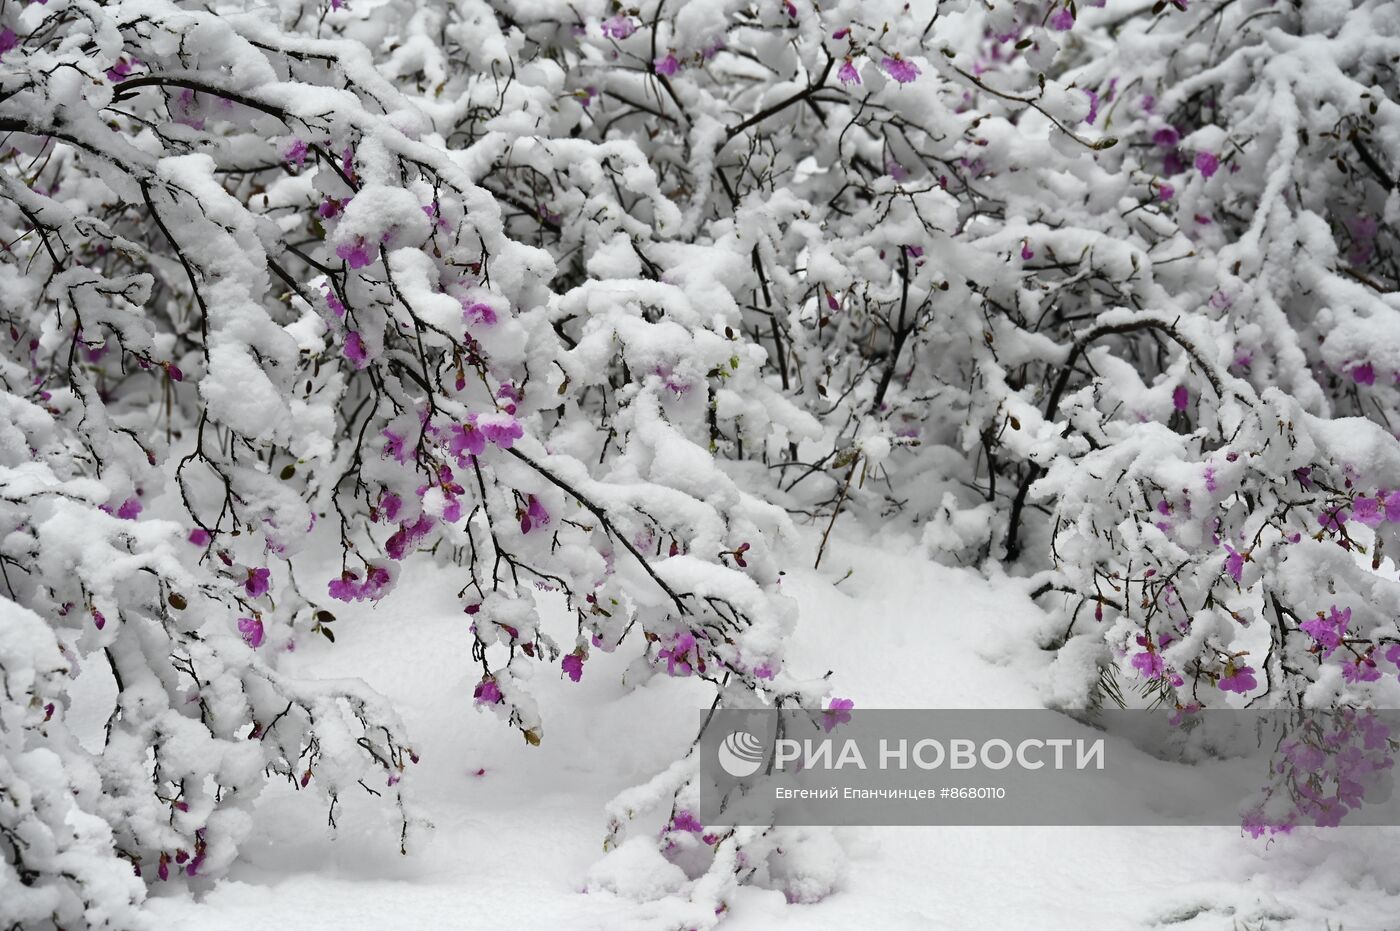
[6,0,1400,923]
[141,526,1400,930]
[586,837,691,902]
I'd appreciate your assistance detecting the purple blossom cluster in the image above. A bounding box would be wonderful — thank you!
[1244,711,1396,836]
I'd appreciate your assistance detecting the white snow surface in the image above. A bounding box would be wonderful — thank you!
[145,527,1400,930]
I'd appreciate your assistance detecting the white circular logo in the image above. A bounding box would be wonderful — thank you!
[717,730,767,778]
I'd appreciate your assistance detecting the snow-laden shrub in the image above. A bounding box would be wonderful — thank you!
[0,361,416,927]
[1008,0,1400,718]
[3,0,1400,920]
[690,0,1400,724]
[0,0,847,921]
[1,600,144,929]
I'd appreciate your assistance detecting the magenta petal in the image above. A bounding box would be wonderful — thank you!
[880,57,920,84]
[238,617,265,649]
[562,653,584,682]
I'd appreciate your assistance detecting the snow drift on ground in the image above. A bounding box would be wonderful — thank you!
[143,527,1400,930]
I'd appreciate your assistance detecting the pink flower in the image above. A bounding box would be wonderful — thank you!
[1131,649,1166,681]
[188,528,211,547]
[1194,151,1219,178]
[473,678,503,704]
[1020,242,1035,261]
[173,88,204,130]
[654,54,679,76]
[1347,216,1378,266]
[1048,7,1075,30]
[1301,606,1349,657]
[1172,385,1189,411]
[360,563,393,601]
[0,29,19,58]
[1352,495,1383,527]
[93,610,106,630]
[116,497,142,520]
[601,15,635,38]
[238,617,265,649]
[658,631,697,676]
[1218,663,1256,694]
[105,57,137,82]
[336,237,375,269]
[651,365,691,398]
[496,385,520,412]
[1343,655,1381,684]
[283,139,309,167]
[327,564,393,603]
[1383,643,1400,671]
[244,567,271,598]
[520,495,550,534]
[382,428,412,463]
[1352,363,1375,386]
[477,413,523,448]
[1157,182,1175,202]
[448,420,486,462]
[328,570,362,602]
[462,301,497,327]
[880,57,920,84]
[422,203,450,231]
[344,331,368,369]
[753,662,778,680]
[669,811,703,834]
[562,652,584,682]
[1223,545,1244,583]
[838,59,861,85]
[387,514,435,560]
[1152,127,1180,148]
[1320,506,1348,532]
[382,493,403,522]
[822,697,855,732]
[1242,809,1289,839]
[1384,491,1400,523]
